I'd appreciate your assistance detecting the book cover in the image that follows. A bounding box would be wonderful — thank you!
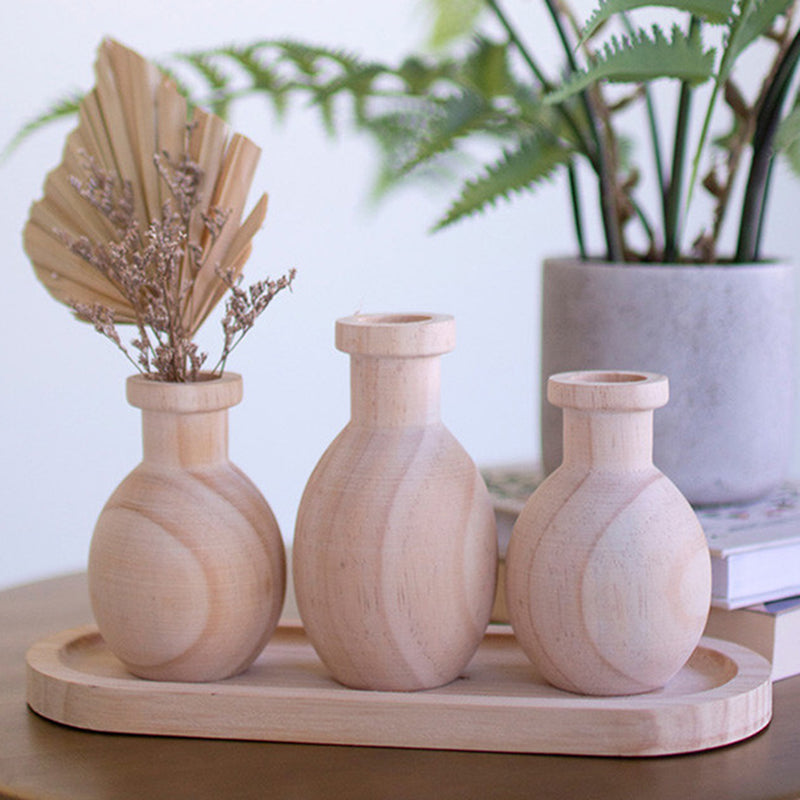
[697,483,800,609]
[704,595,800,681]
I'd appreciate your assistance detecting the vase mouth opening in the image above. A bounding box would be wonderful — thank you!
[548,370,669,412]
[335,312,456,357]
[355,313,435,325]
[562,371,650,385]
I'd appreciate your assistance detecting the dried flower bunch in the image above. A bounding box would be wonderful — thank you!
[23,39,295,382]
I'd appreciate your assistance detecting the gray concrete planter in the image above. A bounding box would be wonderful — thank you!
[540,257,796,505]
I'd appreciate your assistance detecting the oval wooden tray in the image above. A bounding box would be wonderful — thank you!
[26,623,772,756]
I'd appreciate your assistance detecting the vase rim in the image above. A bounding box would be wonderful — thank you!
[335,312,456,357]
[126,371,243,413]
[548,370,669,412]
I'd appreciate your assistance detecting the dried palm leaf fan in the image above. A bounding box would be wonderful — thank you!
[23,37,268,338]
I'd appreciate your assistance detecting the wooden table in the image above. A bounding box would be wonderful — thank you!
[2,574,800,800]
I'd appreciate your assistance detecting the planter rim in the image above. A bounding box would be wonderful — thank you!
[126,371,243,413]
[336,312,455,358]
[543,255,792,272]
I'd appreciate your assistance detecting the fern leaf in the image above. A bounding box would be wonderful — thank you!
[177,53,230,91]
[580,0,733,43]
[433,135,572,229]
[1,92,83,161]
[425,0,485,49]
[268,40,329,78]
[546,24,715,104]
[394,54,462,95]
[362,107,461,197]
[310,62,387,129]
[402,91,491,172]
[273,40,365,78]
[776,101,800,174]
[463,37,514,98]
[175,53,233,117]
[722,0,794,80]
[216,45,290,116]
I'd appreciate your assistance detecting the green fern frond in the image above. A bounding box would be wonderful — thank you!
[580,0,732,43]
[276,40,367,77]
[177,53,230,91]
[433,135,572,229]
[216,45,284,92]
[462,37,514,98]
[1,91,83,161]
[425,0,485,49]
[775,101,800,174]
[396,55,457,94]
[722,0,794,80]
[214,45,291,116]
[310,62,387,128]
[545,23,715,104]
[219,40,391,131]
[363,107,465,197]
[266,39,346,78]
[175,53,234,117]
[401,91,492,172]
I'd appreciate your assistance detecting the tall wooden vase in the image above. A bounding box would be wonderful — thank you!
[293,313,498,691]
[88,373,286,682]
[506,371,711,696]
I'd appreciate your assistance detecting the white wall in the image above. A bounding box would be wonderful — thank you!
[0,1,797,589]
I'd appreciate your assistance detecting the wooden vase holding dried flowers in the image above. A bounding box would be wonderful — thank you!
[293,313,498,691]
[23,39,297,680]
[89,372,286,681]
[506,371,711,696]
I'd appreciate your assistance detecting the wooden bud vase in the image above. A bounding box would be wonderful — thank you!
[506,371,711,696]
[88,373,286,682]
[293,313,498,691]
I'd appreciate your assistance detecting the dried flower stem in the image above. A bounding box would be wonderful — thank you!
[212,267,297,375]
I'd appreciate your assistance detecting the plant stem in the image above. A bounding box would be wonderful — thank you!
[541,0,600,150]
[488,0,622,259]
[567,164,587,259]
[541,0,623,261]
[621,16,667,237]
[631,196,657,255]
[687,1,755,226]
[753,157,775,262]
[736,26,800,262]
[595,117,624,261]
[485,0,598,169]
[664,16,698,263]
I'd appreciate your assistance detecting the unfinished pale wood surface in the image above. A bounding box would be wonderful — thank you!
[88,373,286,682]
[25,623,771,756]
[293,313,497,691]
[507,371,712,696]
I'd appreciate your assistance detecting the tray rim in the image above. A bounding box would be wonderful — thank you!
[26,623,773,756]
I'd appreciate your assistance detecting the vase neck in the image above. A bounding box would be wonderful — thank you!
[562,408,654,469]
[140,409,229,467]
[350,355,441,427]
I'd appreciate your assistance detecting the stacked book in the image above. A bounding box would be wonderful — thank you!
[697,485,800,681]
[483,465,800,682]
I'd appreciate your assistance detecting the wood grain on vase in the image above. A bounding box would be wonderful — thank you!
[88,372,286,682]
[506,371,711,696]
[293,314,497,691]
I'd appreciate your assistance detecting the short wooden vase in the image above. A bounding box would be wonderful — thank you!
[293,313,498,691]
[506,371,711,696]
[88,373,286,682]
